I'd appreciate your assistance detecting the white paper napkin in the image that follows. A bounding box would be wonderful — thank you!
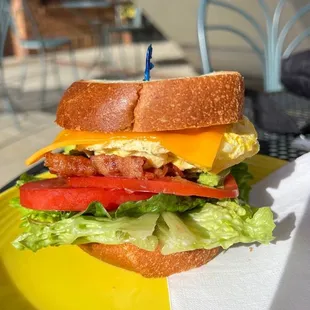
[168,153,310,310]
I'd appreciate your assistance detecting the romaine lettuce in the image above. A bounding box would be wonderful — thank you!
[157,200,275,254]
[197,172,221,187]
[15,173,41,187]
[12,195,275,254]
[13,211,159,252]
[115,194,206,218]
[230,163,253,202]
[197,169,230,187]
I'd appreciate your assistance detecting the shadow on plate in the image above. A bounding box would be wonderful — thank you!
[272,212,296,244]
[0,259,35,309]
[270,196,310,310]
[250,160,296,207]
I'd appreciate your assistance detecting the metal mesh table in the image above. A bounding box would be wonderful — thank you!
[258,131,308,161]
[244,93,310,161]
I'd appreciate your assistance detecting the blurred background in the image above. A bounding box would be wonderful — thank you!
[1,0,310,187]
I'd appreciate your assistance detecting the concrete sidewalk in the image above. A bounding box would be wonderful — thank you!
[0,112,59,188]
[0,41,196,187]
[2,41,195,112]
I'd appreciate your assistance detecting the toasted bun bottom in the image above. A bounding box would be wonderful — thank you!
[79,243,219,278]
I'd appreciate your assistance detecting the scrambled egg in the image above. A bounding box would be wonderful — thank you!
[86,140,194,170]
[212,117,259,172]
[85,117,259,173]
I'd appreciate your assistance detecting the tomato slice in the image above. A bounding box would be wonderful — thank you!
[67,175,239,199]
[20,179,154,211]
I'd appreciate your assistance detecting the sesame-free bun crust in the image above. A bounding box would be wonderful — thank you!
[56,72,244,132]
[79,243,219,278]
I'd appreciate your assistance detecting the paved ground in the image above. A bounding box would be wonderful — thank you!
[0,41,196,187]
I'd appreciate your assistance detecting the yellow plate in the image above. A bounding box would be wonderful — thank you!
[0,155,286,310]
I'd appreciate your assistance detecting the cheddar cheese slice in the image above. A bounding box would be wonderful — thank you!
[26,125,227,169]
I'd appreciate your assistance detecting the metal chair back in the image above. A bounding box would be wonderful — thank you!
[0,0,19,128]
[0,0,11,95]
[197,0,310,92]
[0,0,11,63]
[10,0,44,44]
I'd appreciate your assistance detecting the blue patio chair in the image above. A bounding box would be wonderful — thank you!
[10,0,79,109]
[197,0,310,93]
[198,0,310,156]
[0,0,19,128]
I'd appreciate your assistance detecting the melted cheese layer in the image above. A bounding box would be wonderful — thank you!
[26,125,227,170]
[25,117,259,173]
[85,118,259,172]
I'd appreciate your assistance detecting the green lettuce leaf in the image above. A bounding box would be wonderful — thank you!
[197,169,230,187]
[156,200,275,254]
[10,197,27,211]
[230,163,253,202]
[12,197,275,254]
[15,173,41,187]
[63,145,76,154]
[11,198,75,228]
[197,172,221,187]
[79,201,112,219]
[115,194,206,218]
[12,167,275,254]
[13,211,159,252]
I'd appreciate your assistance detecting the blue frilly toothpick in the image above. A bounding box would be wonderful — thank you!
[143,44,154,81]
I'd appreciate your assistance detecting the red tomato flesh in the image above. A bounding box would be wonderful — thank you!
[20,178,154,211]
[68,175,239,199]
[20,175,238,212]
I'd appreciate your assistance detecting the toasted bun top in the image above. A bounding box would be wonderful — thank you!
[56,71,244,132]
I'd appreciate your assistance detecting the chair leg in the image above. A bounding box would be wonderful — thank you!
[68,43,79,80]
[139,41,146,73]
[2,95,20,129]
[51,49,63,93]
[84,26,102,78]
[134,33,141,74]
[19,55,28,98]
[38,50,48,110]
[118,34,128,78]
[0,63,20,129]
[102,27,112,68]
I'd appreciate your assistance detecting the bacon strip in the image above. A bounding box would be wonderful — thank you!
[90,154,146,178]
[169,164,184,177]
[45,153,96,177]
[44,152,182,179]
[144,165,169,179]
